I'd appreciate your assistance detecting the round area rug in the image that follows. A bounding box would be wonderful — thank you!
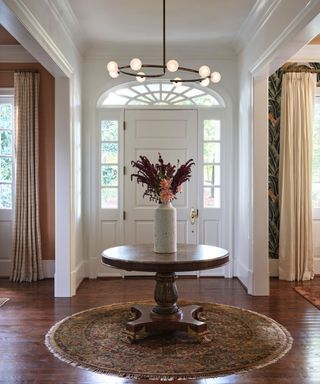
[45,301,293,380]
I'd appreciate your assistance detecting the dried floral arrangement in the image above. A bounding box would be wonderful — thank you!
[131,153,195,203]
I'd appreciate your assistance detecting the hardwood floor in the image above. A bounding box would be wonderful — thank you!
[0,276,319,384]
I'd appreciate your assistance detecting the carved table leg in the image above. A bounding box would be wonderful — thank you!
[151,272,182,319]
[125,272,208,342]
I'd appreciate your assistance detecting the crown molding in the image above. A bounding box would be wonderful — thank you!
[2,0,73,76]
[44,0,85,54]
[0,44,36,62]
[233,0,280,54]
[250,0,320,75]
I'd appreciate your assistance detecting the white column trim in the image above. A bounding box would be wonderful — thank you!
[251,76,269,295]
[54,77,72,297]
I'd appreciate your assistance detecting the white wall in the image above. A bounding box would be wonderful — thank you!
[1,0,84,296]
[4,0,320,296]
[82,53,238,276]
[236,0,320,295]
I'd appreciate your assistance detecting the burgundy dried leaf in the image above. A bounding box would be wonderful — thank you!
[131,153,194,203]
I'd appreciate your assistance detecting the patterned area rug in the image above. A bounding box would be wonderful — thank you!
[294,285,320,309]
[0,298,9,307]
[45,301,293,380]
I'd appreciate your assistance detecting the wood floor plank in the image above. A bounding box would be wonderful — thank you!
[0,277,319,383]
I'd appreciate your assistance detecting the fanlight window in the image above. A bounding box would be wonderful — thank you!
[98,82,225,107]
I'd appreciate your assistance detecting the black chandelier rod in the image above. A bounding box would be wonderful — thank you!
[118,64,205,82]
[108,0,221,84]
[163,0,166,73]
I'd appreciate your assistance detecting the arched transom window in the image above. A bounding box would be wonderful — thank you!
[98,81,225,107]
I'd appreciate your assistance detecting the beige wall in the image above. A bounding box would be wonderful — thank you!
[0,62,55,260]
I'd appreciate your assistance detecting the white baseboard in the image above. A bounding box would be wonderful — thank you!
[98,265,124,278]
[71,260,87,295]
[234,259,253,294]
[199,266,226,277]
[0,259,55,278]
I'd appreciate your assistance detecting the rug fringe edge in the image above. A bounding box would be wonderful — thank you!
[44,332,293,381]
[44,301,294,381]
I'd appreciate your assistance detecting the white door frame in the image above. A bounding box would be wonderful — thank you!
[0,0,74,297]
[93,83,233,278]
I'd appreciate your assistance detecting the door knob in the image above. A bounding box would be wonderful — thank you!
[190,207,198,225]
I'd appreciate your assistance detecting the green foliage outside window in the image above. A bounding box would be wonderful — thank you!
[0,99,13,209]
[101,120,118,141]
[101,120,119,208]
[0,104,13,130]
[0,131,12,156]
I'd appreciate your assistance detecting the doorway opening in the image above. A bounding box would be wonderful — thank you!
[91,81,233,279]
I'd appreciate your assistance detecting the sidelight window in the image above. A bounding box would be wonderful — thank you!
[0,92,14,209]
[203,119,221,208]
[100,120,119,208]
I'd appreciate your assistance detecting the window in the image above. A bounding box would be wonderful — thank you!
[98,81,225,107]
[203,119,221,208]
[313,89,320,210]
[0,91,14,209]
[100,120,119,208]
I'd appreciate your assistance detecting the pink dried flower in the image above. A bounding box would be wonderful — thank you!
[160,178,171,190]
[160,189,174,203]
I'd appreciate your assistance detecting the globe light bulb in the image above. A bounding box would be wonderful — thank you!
[130,58,142,71]
[173,77,182,87]
[109,71,119,78]
[199,65,211,78]
[136,72,146,82]
[200,78,210,87]
[166,59,179,72]
[107,61,118,72]
[210,71,221,83]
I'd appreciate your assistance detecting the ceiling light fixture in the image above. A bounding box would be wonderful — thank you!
[107,0,221,87]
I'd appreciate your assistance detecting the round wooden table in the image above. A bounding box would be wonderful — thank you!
[101,244,229,342]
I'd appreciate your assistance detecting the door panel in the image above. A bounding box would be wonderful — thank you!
[123,109,198,275]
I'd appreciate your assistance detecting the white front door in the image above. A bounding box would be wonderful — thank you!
[95,107,231,278]
[124,109,198,250]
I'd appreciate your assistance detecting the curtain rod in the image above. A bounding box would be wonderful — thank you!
[283,68,320,73]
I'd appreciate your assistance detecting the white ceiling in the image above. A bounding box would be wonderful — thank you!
[58,0,264,56]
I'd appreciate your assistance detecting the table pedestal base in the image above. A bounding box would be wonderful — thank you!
[125,304,208,343]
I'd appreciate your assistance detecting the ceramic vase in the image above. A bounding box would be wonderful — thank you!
[154,202,177,253]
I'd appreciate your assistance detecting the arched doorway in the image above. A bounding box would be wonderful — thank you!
[90,80,233,279]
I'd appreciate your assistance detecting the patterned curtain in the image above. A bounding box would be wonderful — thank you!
[10,72,43,282]
[278,72,315,281]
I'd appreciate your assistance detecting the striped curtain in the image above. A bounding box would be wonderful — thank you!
[10,72,43,282]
